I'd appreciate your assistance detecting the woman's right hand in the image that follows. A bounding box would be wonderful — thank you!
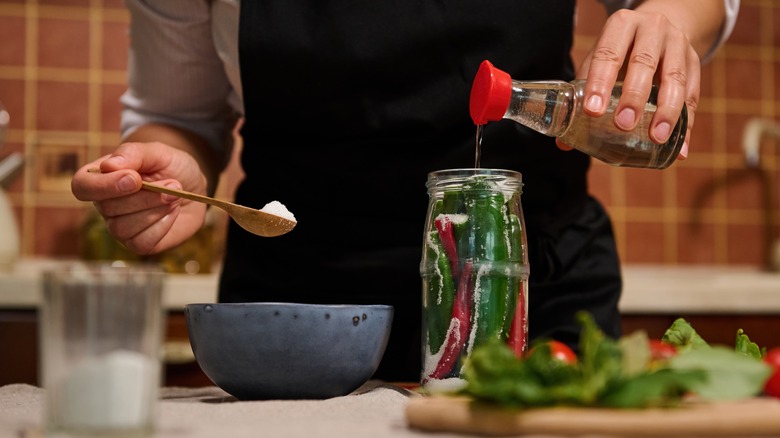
[71,141,209,255]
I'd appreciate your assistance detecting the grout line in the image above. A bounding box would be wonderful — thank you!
[610,167,627,261]
[663,166,678,264]
[88,0,103,158]
[20,0,39,257]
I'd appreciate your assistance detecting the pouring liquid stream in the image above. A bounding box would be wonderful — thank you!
[474,125,484,169]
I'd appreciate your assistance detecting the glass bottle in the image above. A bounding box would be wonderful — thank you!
[469,60,687,169]
[420,168,529,392]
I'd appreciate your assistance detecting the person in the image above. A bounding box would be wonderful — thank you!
[72,0,739,382]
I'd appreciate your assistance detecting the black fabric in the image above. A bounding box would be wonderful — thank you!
[224,0,621,381]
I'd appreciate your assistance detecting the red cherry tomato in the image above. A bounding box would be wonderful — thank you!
[648,339,677,361]
[547,340,577,364]
[763,347,780,398]
[528,340,577,364]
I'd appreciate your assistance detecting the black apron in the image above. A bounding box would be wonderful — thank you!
[226,0,622,381]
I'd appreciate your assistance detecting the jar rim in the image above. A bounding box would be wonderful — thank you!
[425,168,523,193]
[426,168,522,180]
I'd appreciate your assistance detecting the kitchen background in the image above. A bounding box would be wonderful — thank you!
[0,0,777,271]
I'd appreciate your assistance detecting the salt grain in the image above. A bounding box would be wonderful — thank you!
[260,201,297,222]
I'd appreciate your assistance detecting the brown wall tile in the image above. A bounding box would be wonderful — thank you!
[725,58,765,101]
[37,18,90,69]
[624,170,666,209]
[676,166,717,211]
[101,20,129,71]
[35,80,89,131]
[32,206,85,257]
[0,15,25,67]
[677,222,719,264]
[100,82,124,132]
[727,223,765,265]
[690,112,715,154]
[623,222,665,263]
[0,78,25,130]
[39,0,90,7]
[728,2,761,46]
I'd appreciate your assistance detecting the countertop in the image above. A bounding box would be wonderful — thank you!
[1,258,780,314]
[0,258,219,310]
[4,383,780,437]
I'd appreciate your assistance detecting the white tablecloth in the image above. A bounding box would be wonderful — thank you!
[0,382,465,438]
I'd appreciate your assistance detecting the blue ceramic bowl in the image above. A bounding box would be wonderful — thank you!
[184,302,394,400]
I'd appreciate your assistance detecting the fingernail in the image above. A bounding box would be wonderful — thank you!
[679,142,689,159]
[616,108,636,129]
[654,122,671,142]
[586,95,603,113]
[117,175,137,192]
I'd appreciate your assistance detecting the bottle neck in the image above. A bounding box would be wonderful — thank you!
[504,80,575,138]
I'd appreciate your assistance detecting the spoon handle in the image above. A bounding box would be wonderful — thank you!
[86,168,229,210]
[140,182,227,210]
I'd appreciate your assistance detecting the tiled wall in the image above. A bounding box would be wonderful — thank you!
[0,0,777,269]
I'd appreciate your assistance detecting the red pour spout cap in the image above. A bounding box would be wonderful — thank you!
[469,60,512,125]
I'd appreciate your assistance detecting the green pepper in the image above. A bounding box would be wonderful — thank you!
[501,213,524,340]
[424,229,455,354]
[463,178,510,347]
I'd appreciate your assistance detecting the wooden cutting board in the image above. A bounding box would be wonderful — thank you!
[405,395,780,437]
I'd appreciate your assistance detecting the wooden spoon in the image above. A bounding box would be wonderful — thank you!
[140,182,296,237]
[87,168,296,237]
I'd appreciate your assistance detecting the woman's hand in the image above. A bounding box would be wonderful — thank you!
[559,1,726,160]
[71,141,209,255]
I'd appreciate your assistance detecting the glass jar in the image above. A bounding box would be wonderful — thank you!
[420,168,529,390]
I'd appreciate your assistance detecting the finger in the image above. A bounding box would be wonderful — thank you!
[677,47,702,160]
[94,181,182,218]
[582,10,637,116]
[555,138,574,151]
[111,208,180,255]
[122,207,206,255]
[104,202,178,242]
[72,160,141,202]
[99,142,175,177]
[649,27,691,144]
[615,15,668,132]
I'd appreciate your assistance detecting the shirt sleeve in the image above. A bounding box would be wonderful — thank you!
[597,0,740,63]
[705,0,740,63]
[121,0,239,167]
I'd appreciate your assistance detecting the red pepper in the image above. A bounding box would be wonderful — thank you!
[428,260,474,380]
[434,215,460,279]
[507,283,527,357]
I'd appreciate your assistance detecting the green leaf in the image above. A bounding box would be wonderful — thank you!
[599,368,706,408]
[618,330,651,377]
[662,318,709,351]
[576,312,623,404]
[735,328,764,359]
[667,346,772,400]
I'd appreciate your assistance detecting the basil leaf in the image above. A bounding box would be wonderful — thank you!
[735,328,764,359]
[599,368,706,408]
[667,346,772,400]
[662,318,709,351]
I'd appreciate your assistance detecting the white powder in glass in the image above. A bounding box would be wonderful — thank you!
[57,350,158,429]
[260,201,297,222]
